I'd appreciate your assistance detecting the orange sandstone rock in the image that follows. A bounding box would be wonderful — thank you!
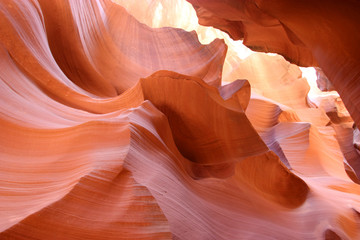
[0,0,360,239]
[187,0,360,130]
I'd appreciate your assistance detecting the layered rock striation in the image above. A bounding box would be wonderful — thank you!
[187,0,360,130]
[1,0,360,239]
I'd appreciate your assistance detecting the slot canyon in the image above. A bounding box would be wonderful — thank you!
[1,0,360,239]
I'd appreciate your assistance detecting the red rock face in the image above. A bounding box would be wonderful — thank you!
[1,0,360,239]
[187,0,360,129]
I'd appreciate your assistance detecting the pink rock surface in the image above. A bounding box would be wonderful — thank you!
[187,0,360,130]
[1,0,360,239]
[316,67,335,92]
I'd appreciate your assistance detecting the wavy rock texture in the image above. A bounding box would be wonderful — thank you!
[187,0,360,130]
[1,0,360,239]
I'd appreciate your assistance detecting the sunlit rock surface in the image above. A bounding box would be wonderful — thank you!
[187,0,360,130]
[315,67,335,92]
[1,0,360,239]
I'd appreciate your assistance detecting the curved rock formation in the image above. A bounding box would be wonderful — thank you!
[1,0,360,239]
[225,53,310,109]
[187,0,360,130]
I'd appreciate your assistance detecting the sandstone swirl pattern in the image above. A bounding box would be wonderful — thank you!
[0,0,360,239]
[186,0,360,130]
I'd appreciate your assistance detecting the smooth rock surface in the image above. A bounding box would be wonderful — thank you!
[1,0,360,239]
[187,0,360,129]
